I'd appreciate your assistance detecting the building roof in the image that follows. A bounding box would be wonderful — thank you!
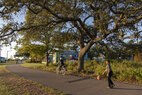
[0,57,6,59]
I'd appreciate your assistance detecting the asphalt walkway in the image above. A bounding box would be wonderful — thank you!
[7,64,142,95]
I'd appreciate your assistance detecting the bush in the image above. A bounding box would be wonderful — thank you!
[66,62,78,73]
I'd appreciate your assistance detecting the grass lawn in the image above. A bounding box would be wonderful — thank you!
[22,63,57,72]
[0,63,65,95]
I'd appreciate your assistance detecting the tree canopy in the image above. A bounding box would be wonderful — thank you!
[0,0,142,71]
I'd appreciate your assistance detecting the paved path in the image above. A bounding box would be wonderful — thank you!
[7,64,142,95]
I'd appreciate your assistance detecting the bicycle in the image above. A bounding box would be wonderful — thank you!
[56,66,66,75]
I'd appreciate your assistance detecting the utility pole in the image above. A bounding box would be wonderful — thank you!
[7,51,9,59]
[0,47,1,57]
[0,41,1,57]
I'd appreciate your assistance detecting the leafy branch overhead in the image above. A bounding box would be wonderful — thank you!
[0,0,142,71]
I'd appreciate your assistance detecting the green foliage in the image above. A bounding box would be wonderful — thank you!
[16,44,46,62]
[23,60,142,84]
[82,60,142,84]
[110,60,142,84]
[1,0,142,72]
[22,63,57,72]
[66,61,78,73]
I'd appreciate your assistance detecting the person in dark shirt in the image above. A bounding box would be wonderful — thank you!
[58,56,66,71]
[102,60,115,88]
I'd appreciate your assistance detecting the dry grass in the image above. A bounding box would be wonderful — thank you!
[0,65,64,95]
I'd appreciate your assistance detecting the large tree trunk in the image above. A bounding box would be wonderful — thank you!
[77,40,94,72]
[46,51,49,66]
[78,52,85,72]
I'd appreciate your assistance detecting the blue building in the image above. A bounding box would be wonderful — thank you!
[53,50,88,63]
[0,57,6,63]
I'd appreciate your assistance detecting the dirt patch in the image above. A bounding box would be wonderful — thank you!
[0,68,61,95]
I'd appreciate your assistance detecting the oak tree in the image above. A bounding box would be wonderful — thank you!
[0,0,142,71]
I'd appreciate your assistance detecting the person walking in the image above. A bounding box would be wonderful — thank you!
[102,60,115,88]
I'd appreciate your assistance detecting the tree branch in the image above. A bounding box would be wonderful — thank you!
[27,4,43,14]
[39,2,80,22]
[117,15,142,29]
[83,15,93,23]
[42,4,63,19]
[98,41,116,53]
[109,6,124,15]
[93,31,110,43]
[114,14,124,29]
[0,20,65,38]
[119,31,142,40]
[78,19,94,39]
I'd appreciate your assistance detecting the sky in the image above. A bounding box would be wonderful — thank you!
[0,11,25,59]
[0,42,16,59]
[0,19,17,59]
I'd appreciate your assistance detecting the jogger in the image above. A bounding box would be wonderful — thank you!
[108,71,114,88]
[102,60,115,88]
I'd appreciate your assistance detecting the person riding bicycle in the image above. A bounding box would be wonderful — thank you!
[58,56,66,71]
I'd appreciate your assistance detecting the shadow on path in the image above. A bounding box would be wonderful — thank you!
[68,77,89,83]
[113,88,142,91]
[7,64,142,95]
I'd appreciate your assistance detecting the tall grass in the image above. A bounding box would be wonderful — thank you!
[22,63,57,72]
[22,60,142,84]
[83,60,142,84]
